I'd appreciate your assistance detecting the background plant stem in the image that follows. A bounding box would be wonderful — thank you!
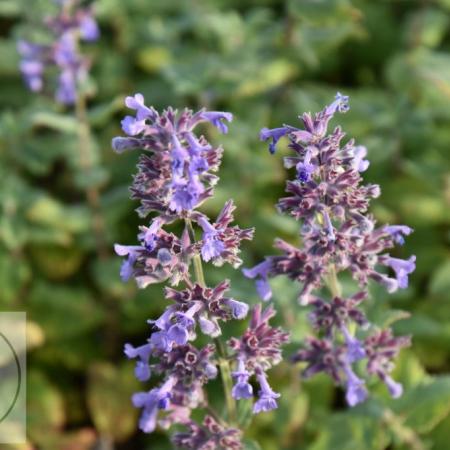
[75,92,108,259]
[185,218,237,424]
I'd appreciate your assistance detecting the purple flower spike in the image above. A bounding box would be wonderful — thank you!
[254,93,415,408]
[326,92,350,115]
[133,376,177,433]
[260,127,289,154]
[253,371,280,414]
[200,111,233,134]
[18,1,99,104]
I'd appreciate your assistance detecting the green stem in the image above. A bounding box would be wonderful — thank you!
[184,219,237,424]
[326,263,342,298]
[382,408,425,450]
[75,92,108,259]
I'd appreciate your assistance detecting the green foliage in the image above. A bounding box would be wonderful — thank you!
[1,0,449,448]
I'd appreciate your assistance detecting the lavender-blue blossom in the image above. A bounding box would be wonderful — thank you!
[114,95,284,445]
[248,93,415,406]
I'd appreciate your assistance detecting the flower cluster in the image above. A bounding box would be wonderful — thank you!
[245,93,415,406]
[17,0,99,104]
[228,304,289,413]
[172,415,242,450]
[114,94,287,445]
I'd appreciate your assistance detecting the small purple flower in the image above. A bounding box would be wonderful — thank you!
[344,365,367,407]
[384,225,414,245]
[17,41,44,92]
[199,111,233,134]
[231,359,253,400]
[121,116,147,136]
[124,93,156,120]
[198,216,225,262]
[132,376,177,433]
[139,218,163,251]
[135,361,151,381]
[260,127,289,154]
[382,255,416,289]
[56,70,77,105]
[78,10,100,41]
[382,374,403,398]
[114,244,140,281]
[341,326,366,363]
[296,161,316,182]
[253,371,280,414]
[352,146,370,172]
[226,299,249,320]
[243,260,272,301]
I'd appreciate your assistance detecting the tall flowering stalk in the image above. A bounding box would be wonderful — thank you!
[245,94,415,406]
[17,0,107,257]
[17,0,99,105]
[114,95,288,448]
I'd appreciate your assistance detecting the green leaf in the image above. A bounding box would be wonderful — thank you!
[429,259,450,296]
[28,281,103,340]
[28,371,65,445]
[309,413,389,450]
[243,439,263,450]
[29,112,79,134]
[237,398,254,429]
[87,362,140,442]
[26,196,91,234]
[392,376,450,434]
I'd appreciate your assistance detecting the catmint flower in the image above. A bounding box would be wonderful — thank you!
[195,201,254,267]
[260,127,290,154]
[198,111,233,134]
[253,370,281,413]
[384,225,413,245]
[114,98,273,445]
[17,0,99,104]
[242,260,273,301]
[172,415,242,449]
[344,365,368,406]
[250,93,414,406]
[132,376,177,433]
[231,359,253,400]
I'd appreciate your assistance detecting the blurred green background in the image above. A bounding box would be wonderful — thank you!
[0,0,449,449]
